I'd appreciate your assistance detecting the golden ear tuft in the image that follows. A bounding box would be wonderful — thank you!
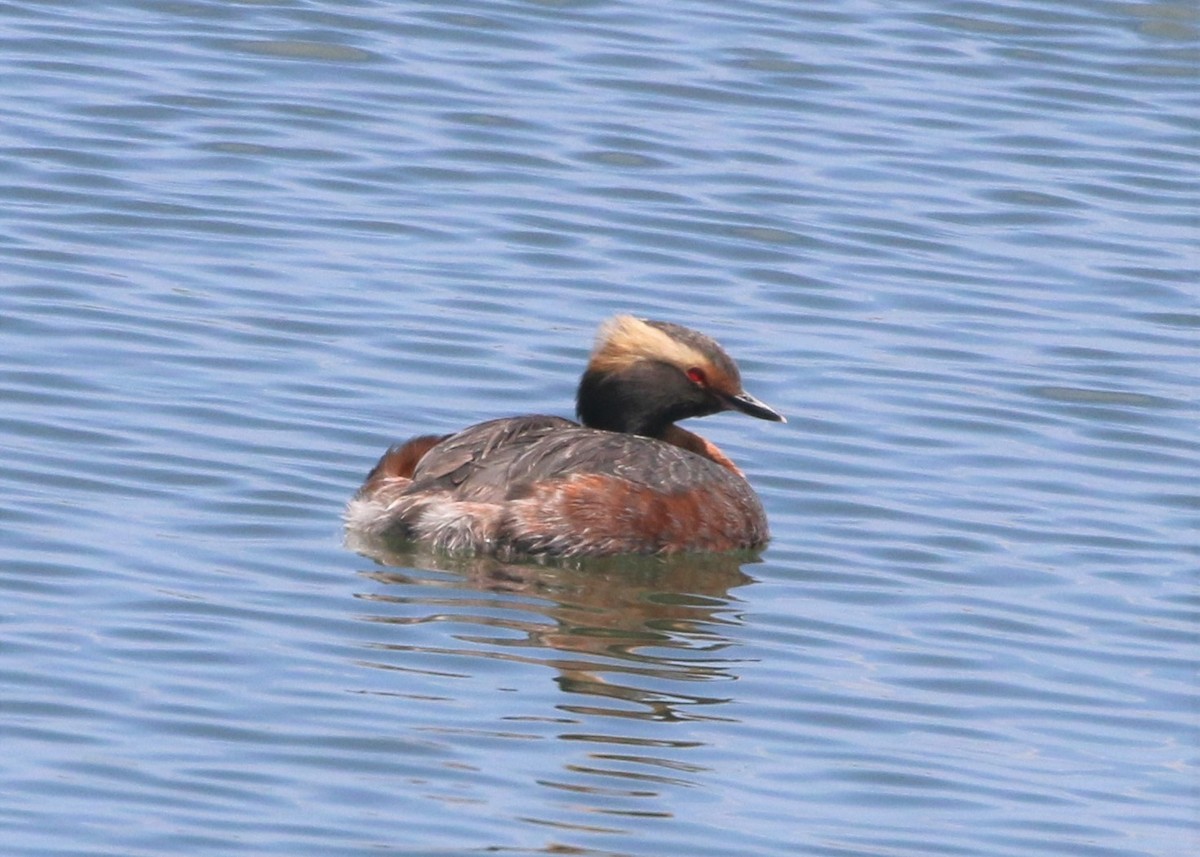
[589,315,708,374]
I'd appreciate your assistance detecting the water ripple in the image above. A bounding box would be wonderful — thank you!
[2,0,1197,855]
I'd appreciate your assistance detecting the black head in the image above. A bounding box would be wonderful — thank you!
[575,316,784,437]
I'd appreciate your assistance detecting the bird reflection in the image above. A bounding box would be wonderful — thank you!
[349,535,757,721]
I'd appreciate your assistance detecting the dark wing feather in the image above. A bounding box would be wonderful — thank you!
[502,429,734,494]
[407,415,578,500]
[407,414,745,502]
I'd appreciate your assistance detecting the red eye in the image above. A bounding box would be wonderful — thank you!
[686,367,707,386]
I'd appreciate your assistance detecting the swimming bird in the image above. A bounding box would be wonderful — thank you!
[345,315,784,558]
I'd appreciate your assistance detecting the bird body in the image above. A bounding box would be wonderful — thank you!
[345,316,783,558]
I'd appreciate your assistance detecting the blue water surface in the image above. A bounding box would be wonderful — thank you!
[1,1,1197,855]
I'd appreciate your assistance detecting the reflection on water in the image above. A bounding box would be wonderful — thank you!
[347,541,756,820]
[353,541,754,719]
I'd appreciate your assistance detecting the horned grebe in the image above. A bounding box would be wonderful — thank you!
[345,315,784,558]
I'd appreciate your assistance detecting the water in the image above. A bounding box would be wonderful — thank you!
[2,1,1197,855]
